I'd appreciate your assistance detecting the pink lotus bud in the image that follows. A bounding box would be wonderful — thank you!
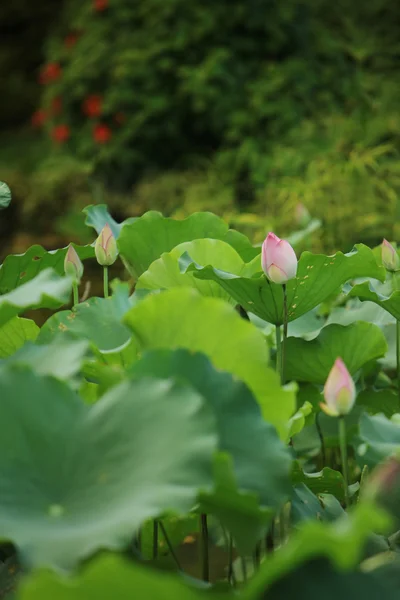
[295,203,311,228]
[64,244,83,281]
[382,239,400,272]
[320,358,356,417]
[95,223,118,266]
[261,232,298,284]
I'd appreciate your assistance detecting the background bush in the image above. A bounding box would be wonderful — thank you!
[1,0,400,253]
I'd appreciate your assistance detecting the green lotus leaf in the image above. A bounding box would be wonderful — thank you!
[19,555,207,600]
[83,204,129,239]
[0,317,39,358]
[0,269,71,327]
[183,244,385,325]
[118,211,257,279]
[124,288,295,439]
[0,368,217,569]
[285,323,388,384]
[130,349,291,507]
[0,244,94,294]
[0,181,11,209]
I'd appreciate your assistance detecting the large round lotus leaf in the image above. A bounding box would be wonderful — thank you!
[0,368,217,570]
[118,211,257,278]
[0,244,94,294]
[0,181,11,209]
[0,317,39,358]
[124,288,295,439]
[38,282,134,354]
[285,322,387,384]
[19,555,204,600]
[130,349,291,507]
[137,238,250,304]
[183,244,385,325]
[0,269,72,327]
[349,281,400,321]
[83,204,127,239]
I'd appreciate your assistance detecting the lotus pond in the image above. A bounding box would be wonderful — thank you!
[1,183,400,599]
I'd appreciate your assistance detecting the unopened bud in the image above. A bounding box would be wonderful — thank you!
[382,239,400,272]
[95,223,118,266]
[261,232,298,284]
[320,358,356,417]
[64,244,83,281]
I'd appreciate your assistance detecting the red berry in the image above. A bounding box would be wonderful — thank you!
[31,110,47,127]
[51,124,70,144]
[93,123,112,143]
[82,95,102,118]
[39,62,62,85]
[93,0,108,11]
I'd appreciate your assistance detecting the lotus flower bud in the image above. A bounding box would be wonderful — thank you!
[295,203,311,228]
[95,223,118,266]
[261,232,298,284]
[64,245,83,281]
[382,239,400,272]
[320,358,356,417]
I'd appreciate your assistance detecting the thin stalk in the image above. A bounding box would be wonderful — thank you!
[275,325,282,383]
[253,541,261,570]
[282,284,288,384]
[338,416,350,508]
[265,521,275,554]
[397,319,400,405]
[392,273,400,406]
[159,521,182,571]
[315,412,326,467]
[200,513,209,582]
[152,520,159,560]
[227,533,236,587]
[103,266,109,298]
[72,280,79,307]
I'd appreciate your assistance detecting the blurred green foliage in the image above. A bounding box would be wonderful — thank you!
[1,0,400,253]
[0,1,63,128]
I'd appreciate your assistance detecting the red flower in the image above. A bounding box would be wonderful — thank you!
[93,123,112,144]
[64,32,80,48]
[39,62,62,85]
[51,96,62,115]
[93,0,108,11]
[82,95,102,118]
[51,124,70,144]
[31,110,47,128]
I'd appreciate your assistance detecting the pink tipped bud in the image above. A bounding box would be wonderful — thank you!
[261,232,298,284]
[95,223,118,266]
[295,203,311,228]
[382,239,400,272]
[64,244,83,281]
[320,358,356,417]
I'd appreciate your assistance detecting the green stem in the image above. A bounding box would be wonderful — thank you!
[397,319,400,405]
[315,412,326,467]
[241,556,248,583]
[392,273,400,406]
[282,284,288,384]
[72,281,79,307]
[338,416,350,508]
[275,325,283,383]
[200,513,209,582]
[227,533,236,586]
[152,520,159,560]
[159,521,182,571]
[103,266,109,298]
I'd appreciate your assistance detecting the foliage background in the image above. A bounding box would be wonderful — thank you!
[1,0,400,254]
